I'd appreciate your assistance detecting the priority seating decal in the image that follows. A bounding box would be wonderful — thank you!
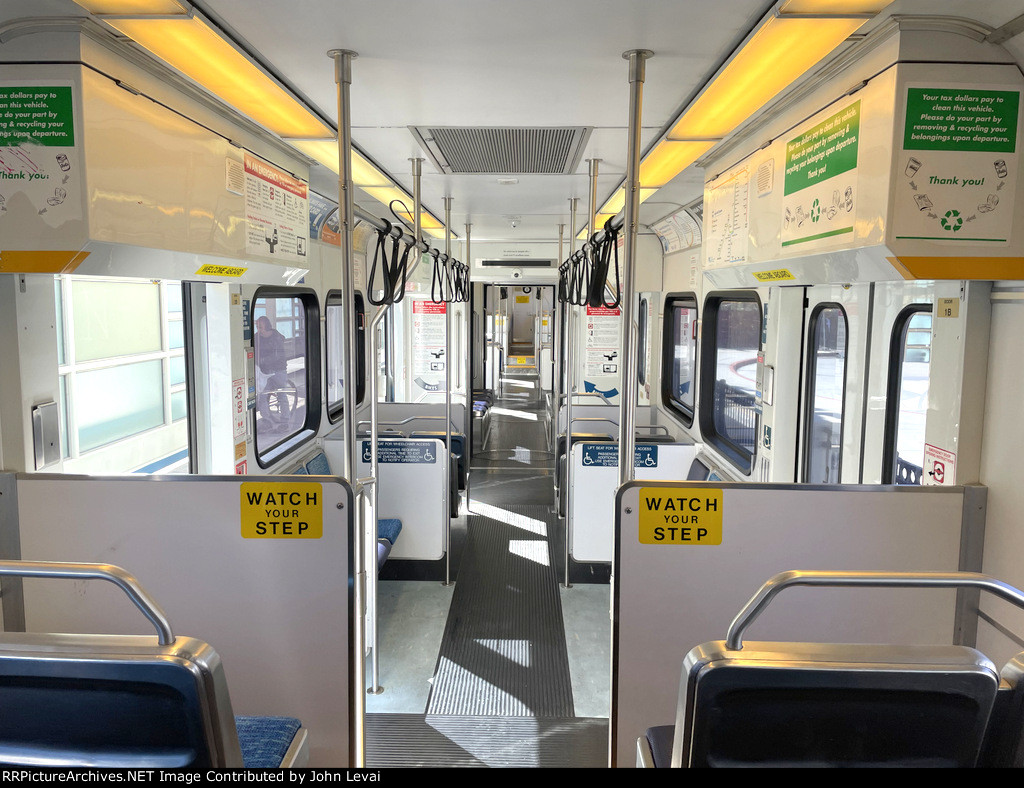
[638,488,723,545]
[241,482,323,538]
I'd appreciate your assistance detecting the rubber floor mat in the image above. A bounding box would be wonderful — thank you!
[426,503,574,717]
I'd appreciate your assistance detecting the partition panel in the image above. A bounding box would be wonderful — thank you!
[8,473,354,767]
[612,481,984,767]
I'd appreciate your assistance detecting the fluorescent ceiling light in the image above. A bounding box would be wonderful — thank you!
[639,140,716,188]
[668,14,869,141]
[582,0,893,233]
[289,140,391,187]
[98,13,333,139]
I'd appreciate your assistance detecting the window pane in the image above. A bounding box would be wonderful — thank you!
[254,298,307,449]
[326,303,343,412]
[806,307,846,484]
[637,299,648,387]
[55,278,65,366]
[59,374,68,458]
[71,280,161,361]
[894,311,931,484]
[713,301,760,455]
[671,305,697,411]
[168,319,184,350]
[165,282,183,314]
[74,360,164,452]
[169,355,186,386]
[171,389,187,422]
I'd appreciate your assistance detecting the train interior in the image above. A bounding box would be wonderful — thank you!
[2,0,1024,770]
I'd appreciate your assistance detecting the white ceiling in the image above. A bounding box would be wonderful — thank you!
[5,0,1024,243]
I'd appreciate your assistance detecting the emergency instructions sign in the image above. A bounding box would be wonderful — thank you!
[240,482,323,538]
[638,487,723,545]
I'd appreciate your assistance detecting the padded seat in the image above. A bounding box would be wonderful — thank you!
[305,452,331,476]
[235,716,302,768]
[377,518,403,570]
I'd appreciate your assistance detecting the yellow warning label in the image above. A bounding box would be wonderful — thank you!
[516,295,530,303]
[240,482,323,539]
[234,441,247,461]
[638,488,723,545]
[752,268,795,283]
[196,263,248,277]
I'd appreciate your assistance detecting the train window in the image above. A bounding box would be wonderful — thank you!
[661,294,698,427]
[638,296,648,387]
[325,292,366,422]
[883,305,932,485]
[803,304,848,484]
[56,277,190,474]
[252,289,321,467]
[699,292,761,474]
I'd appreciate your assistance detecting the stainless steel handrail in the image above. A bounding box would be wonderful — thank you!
[0,560,174,646]
[727,570,1024,651]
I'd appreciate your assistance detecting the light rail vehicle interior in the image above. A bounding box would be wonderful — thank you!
[2,0,1024,771]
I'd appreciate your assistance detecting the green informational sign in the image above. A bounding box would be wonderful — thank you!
[904,88,1018,153]
[784,101,860,196]
[0,87,75,146]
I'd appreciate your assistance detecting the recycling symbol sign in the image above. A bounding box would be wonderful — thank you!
[810,198,821,223]
[940,209,963,232]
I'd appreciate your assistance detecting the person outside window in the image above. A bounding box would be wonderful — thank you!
[256,315,292,429]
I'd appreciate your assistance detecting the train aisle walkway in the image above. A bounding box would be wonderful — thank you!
[366,370,608,767]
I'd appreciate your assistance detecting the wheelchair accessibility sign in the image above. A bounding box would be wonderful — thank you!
[581,443,658,468]
[361,440,437,463]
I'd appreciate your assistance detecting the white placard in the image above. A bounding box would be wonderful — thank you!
[893,83,1021,246]
[244,153,309,263]
[584,305,620,376]
[923,443,957,485]
[412,299,447,392]
[705,165,750,267]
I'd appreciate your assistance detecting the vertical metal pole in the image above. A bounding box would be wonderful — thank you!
[464,223,472,505]
[327,47,364,767]
[367,308,384,697]
[617,50,653,486]
[587,159,600,241]
[443,196,454,587]
[552,223,564,446]
[564,197,579,589]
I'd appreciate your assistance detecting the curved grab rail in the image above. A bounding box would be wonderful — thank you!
[726,570,1024,651]
[0,560,175,646]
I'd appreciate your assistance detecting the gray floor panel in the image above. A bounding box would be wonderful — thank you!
[366,714,609,768]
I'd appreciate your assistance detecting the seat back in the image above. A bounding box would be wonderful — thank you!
[0,633,243,768]
[979,652,1024,766]
[676,640,999,767]
[0,561,243,768]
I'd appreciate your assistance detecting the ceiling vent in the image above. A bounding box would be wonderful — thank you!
[411,126,591,174]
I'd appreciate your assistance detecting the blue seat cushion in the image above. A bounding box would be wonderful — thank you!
[305,452,331,476]
[378,518,402,545]
[235,716,301,768]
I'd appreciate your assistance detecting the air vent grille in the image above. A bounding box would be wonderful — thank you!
[412,126,591,174]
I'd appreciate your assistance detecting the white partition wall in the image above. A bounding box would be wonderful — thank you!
[5,473,354,767]
[612,481,985,767]
[570,442,696,562]
[352,437,448,561]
